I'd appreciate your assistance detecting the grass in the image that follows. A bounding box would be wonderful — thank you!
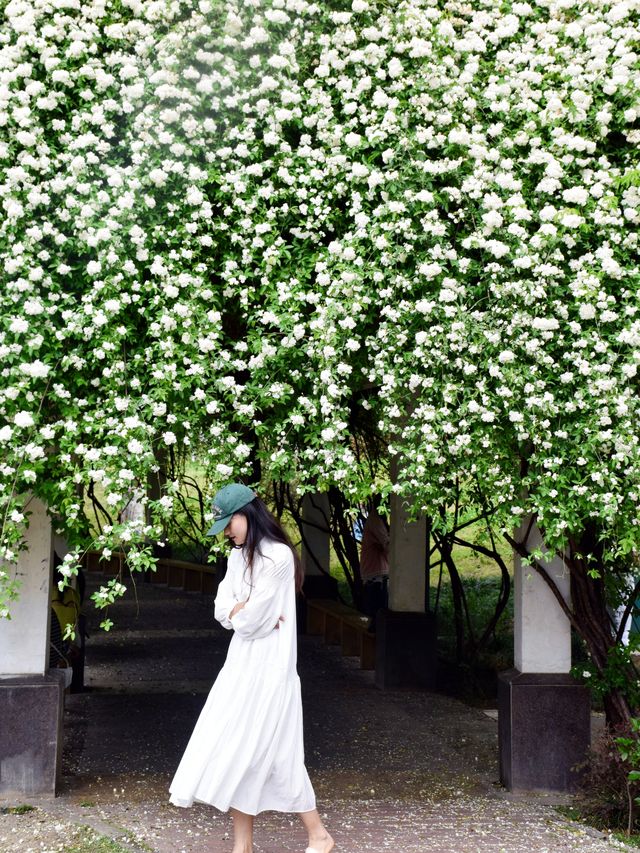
[431,570,514,669]
[63,826,151,853]
[327,520,516,676]
[1,804,36,815]
[557,805,640,849]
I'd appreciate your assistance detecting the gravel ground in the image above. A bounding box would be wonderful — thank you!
[0,575,632,853]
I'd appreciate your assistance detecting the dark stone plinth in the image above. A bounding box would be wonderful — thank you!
[375,609,437,690]
[302,573,338,600]
[0,671,65,796]
[498,669,590,792]
[298,574,339,632]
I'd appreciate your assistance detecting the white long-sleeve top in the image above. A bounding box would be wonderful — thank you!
[215,541,290,638]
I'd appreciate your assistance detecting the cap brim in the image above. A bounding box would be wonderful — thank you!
[206,515,232,536]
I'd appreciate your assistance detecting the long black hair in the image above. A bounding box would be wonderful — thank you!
[237,497,304,593]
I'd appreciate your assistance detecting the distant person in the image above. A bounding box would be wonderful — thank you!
[359,506,389,623]
[169,483,333,853]
[49,566,81,689]
[49,549,86,692]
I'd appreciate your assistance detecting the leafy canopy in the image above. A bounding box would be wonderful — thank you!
[0,0,639,614]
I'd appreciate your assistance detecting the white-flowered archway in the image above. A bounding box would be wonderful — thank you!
[1,0,639,794]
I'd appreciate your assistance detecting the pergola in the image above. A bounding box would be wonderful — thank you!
[0,493,589,797]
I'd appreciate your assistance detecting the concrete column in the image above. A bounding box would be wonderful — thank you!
[300,493,330,577]
[387,492,427,612]
[514,521,571,673]
[0,497,53,676]
[376,490,436,689]
[0,496,65,795]
[499,516,590,792]
[300,493,337,633]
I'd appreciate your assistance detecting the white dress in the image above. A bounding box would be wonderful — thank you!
[169,539,316,815]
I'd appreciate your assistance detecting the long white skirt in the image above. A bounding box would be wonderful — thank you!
[169,659,316,815]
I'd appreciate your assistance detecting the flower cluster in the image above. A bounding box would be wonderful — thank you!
[1,0,639,613]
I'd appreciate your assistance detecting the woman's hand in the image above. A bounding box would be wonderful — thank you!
[229,601,246,619]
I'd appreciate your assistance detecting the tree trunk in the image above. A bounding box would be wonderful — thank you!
[568,528,634,731]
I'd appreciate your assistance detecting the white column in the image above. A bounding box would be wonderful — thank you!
[0,497,53,676]
[514,518,571,673]
[388,493,427,613]
[300,493,330,575]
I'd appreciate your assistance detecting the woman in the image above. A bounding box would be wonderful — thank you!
[169,483,334,853]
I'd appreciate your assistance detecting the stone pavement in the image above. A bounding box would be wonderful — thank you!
[0,575,631,853]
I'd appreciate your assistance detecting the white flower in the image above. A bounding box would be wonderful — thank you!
[264,9,289,24]
[9,318,29,333]
[388,58,403,78]
[531,318,559,332]
[579,304,596,321]
[560,213,584,228]
[14,412,35,428]
[186,186,204,205]
[562,187,589,206]
[0,426,13,443]
[482,210,503,229]
[485,240,510,258]
[163,431,177,445]
[24,300,44,315]
[418,262,442,279]
[127,439,144,454]
[344,132,362,148]
[19,360,50,378]
[439,288,457,303]
[24,443,44,461]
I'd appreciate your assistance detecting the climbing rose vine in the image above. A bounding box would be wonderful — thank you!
[0,0,639,620]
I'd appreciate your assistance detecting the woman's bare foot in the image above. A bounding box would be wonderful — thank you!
[306,831,334,853]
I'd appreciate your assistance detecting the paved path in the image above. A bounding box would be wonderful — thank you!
[0,575,630,852]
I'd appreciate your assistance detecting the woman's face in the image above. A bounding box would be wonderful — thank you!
[224,513,248,547]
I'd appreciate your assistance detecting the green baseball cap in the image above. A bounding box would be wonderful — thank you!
[206,483,256,536]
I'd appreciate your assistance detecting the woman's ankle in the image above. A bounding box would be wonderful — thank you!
[308,829,332,847]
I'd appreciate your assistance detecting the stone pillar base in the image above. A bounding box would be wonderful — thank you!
[498,669,590,792]
[302,574,338,600]
[0,671,66,796]
[298,574,339,632]
[375,609,437,690]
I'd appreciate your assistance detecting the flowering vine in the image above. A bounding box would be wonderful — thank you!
[0,0,639,627]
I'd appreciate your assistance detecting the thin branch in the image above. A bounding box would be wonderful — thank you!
[616,578,640,644]
[503,531,580,633]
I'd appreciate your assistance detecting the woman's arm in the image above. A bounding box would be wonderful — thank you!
[213,566,237,630]
[230,546,293,640]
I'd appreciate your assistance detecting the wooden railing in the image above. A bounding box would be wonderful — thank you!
[81,551,218,595]
[306,599,375,670]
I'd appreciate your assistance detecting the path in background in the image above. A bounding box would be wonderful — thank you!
[0,575,627,852]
